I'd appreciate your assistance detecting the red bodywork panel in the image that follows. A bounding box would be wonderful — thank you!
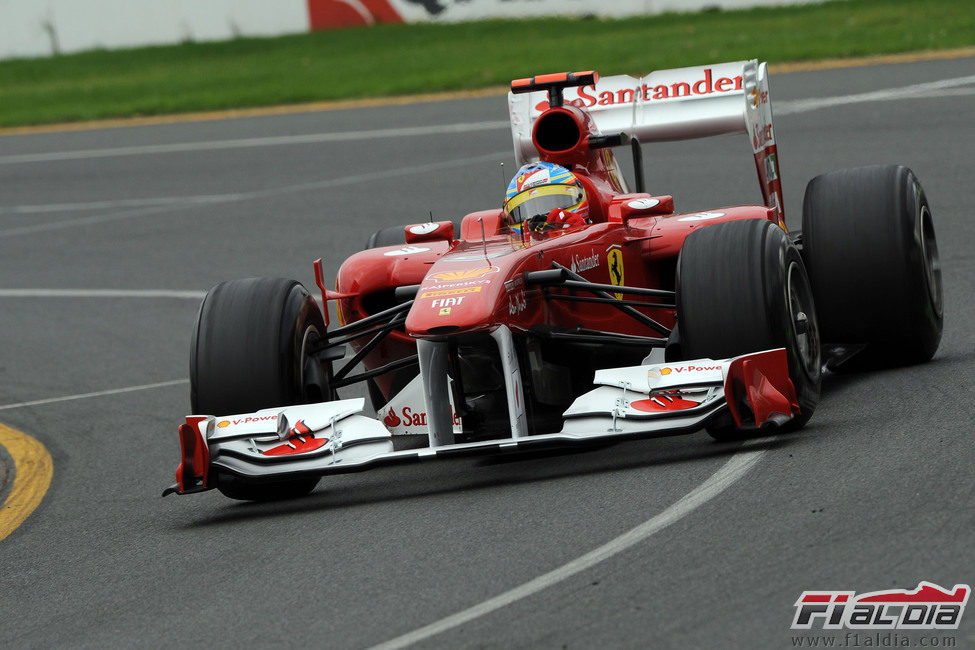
[724,348,800,428]
[175,416,210,493]
[332,98,778,399]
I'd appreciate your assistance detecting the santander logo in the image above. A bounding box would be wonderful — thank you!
[534,68,743,112]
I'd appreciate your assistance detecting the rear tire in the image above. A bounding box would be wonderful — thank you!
[677,219,822,439]
[801,165,942,367]
[191,277,326,500]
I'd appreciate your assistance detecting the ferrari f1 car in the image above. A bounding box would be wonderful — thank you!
[166,60,943,500]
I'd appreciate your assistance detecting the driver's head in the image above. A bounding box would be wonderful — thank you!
[503,162,589,234]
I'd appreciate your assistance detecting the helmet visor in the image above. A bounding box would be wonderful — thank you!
[504,184,583,224]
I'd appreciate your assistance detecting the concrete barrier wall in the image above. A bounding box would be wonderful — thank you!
[0,0,809,60]
[380,0,806,24]
[0,0,309,59]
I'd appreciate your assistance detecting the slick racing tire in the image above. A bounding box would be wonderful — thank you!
[801,165,943,368]
[677,219,822,440]
[365,225,409,249]
[191,277,327,500]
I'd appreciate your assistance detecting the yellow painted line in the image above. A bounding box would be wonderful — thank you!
[2,46,974,137]
[0,423,53,541]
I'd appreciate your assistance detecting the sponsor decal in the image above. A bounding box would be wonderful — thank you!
[431,297,464,308]
[673,364,721,372]
[508,290,527,315]
[428,266,499,282]
[218,414,277,429]
[522,169,548,188]
[420,286,482,298]
[307,0,403,30]
[439,307,451,316]
[748,86,768,109]
[792,582,969,630]
[626,197,660,210]
[764,152,778,182]
[384,406,461,429]
[382,245,431,257]
[753,121,774,150]
[421,278,493,290]
[606,245,624,299]
[648,364,721,381]
[677,211,725,222]
[534,68,743,111]
[504,275,524,292]
[570,250,599,274]
[408,222,439,236]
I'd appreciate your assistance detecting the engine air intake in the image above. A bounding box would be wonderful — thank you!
[533,110,582,154]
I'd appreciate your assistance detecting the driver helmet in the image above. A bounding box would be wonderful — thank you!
[503,161,589,233]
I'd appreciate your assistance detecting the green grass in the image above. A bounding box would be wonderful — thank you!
[1,0,973,127]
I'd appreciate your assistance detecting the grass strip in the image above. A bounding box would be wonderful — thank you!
[1,0,973,127]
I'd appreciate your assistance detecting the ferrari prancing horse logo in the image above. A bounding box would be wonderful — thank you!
[606,245,624,299]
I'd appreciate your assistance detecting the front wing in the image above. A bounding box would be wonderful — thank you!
[164,348,797,496]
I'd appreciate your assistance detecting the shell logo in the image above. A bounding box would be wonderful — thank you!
[217,420,231,428]
[660,368,671,375]
[430,266,498,282]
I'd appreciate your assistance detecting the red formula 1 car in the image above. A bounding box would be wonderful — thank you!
[166,61,942,500]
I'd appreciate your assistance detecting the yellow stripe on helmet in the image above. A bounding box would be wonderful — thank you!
[504,183,578,213]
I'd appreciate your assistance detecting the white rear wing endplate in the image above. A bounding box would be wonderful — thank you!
[508,60,784,224]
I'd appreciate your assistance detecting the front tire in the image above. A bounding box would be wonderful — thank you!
[801,165,943,367]
[191,277,326,500]
[677,219,822,439]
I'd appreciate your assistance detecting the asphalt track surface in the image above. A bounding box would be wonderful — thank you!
[1,57,973,648]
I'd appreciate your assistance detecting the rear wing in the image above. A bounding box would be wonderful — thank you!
[508,60,784,225]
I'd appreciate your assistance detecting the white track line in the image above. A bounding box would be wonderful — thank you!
[3,75,973,220]
[0,379,188,412]
[0,121,508,166]
[0,204,191,238]
[775,73,975,115]
[369,447,767,650]
[0,150,510,238]
[0,289,205,299]
[0,195,235,215]
[1,73,972,172]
